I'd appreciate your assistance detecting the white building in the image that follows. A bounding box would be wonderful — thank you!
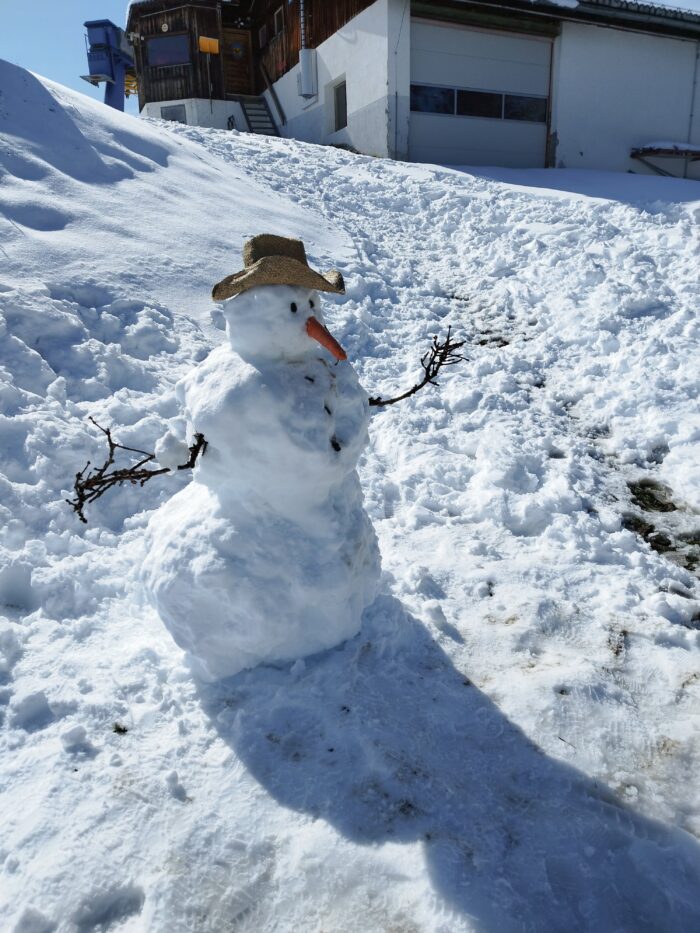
[130,0,700,177]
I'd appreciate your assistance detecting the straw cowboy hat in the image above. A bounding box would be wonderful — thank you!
[212,234,345,301]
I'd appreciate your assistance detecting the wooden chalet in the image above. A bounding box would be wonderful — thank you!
[126,1,373,110]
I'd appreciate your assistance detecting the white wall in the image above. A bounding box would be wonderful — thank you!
[269,0,401,157]
[552,23,700,177]
[142,98,246,131]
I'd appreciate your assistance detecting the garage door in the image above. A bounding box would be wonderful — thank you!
[409,20,552,168]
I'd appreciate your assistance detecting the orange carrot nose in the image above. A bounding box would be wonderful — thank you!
[305,316,347,361]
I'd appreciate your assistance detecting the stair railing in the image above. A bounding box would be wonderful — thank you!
[260,61,287,127]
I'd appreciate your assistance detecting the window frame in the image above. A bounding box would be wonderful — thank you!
[258,24,268,48]
[160,104,187,124]
[456,88,503,120]
[274,6,284,36]
[410,82,548,126]
[410,84,455,115]
[503,93,548,124]
[334,80,347,132]
[146,33,191,68]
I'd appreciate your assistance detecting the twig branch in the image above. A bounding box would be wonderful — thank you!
[67,418,206,524]
[178,433,208,470]
[368,327,467,408]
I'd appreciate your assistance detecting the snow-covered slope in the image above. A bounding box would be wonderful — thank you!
[1,59,700,931]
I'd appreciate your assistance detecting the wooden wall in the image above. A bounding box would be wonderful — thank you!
[130,3,225,107]
[254,0,376,88]
[128,1,377,105]
[307,0,377,47]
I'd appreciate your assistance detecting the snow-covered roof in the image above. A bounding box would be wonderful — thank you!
[582,0,700,26]
[641,140,700,151]
[126,0,700,31]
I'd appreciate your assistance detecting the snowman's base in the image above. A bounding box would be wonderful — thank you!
[142,481,380,681]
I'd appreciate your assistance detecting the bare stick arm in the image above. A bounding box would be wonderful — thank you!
[67,418,207,524]
[178,433,208,470]
[368,327,467,408]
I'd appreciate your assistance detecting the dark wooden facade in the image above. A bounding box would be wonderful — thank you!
[127,1,255,107]
[127,0,376,106]
[253,1,374,85]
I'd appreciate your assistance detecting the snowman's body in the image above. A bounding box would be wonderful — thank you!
[142,286,380,681]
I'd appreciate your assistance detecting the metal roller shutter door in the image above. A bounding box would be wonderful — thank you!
[409,19,552,168]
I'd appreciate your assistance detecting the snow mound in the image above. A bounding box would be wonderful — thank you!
[2,59,700,933]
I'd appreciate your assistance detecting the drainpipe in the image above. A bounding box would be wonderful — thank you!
[393,0,409,159]
[685,41,700,178]
[299,0,316,98]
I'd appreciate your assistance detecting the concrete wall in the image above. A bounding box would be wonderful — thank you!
[551,22,700,178]
[142,98,246,131]
[270,0,409,158]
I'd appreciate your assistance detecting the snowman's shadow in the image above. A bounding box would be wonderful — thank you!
[199,595,700,930]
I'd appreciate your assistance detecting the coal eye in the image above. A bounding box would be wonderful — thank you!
[290,302,297,313]
[309,299,315,308]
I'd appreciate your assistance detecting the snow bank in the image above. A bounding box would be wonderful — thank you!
[0,55,350,602]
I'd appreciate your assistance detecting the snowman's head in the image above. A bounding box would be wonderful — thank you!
[222,285,347,363]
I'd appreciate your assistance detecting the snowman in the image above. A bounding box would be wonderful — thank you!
[142,235,381,681]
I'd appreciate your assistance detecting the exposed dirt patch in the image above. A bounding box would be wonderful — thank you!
[608,628,629,658]
[628,479,677,513]
[621,514,673,554]
[619,477,700,576]
[476,334,510,348]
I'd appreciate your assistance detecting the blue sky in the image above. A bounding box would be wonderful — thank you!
[0,1,138,113]
[1,0,700,119]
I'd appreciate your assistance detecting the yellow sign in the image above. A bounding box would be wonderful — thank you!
[199,36,220,55]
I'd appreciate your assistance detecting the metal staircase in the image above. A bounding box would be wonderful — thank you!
[237,96,279,136]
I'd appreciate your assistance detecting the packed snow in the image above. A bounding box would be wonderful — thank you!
[641,140,700,153]
[1,57,700,931]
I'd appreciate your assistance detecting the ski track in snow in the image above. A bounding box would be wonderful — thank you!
[1,64,700,931]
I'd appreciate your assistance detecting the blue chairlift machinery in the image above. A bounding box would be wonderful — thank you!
[81,20,136,112]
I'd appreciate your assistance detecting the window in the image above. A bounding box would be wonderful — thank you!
[504,94,547,123]
[457,89,502,119]
[258,24,268,48]
[147,35,190,67]
[334,81,347,131]
[161,105,187,124]
[410,84,455,115]
[411,83,549,126]
[274,6,284,36]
